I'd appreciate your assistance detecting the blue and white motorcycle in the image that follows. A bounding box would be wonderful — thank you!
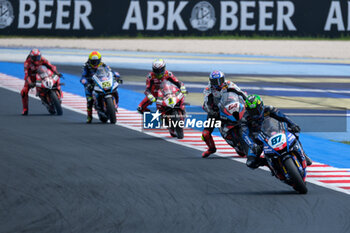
[258,117,308,194]
[92,66,119,124]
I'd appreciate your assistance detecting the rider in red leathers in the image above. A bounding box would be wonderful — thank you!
[21,49,61,115]
[137,59,187,113]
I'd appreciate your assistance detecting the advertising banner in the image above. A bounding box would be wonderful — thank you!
[1,0,350,37]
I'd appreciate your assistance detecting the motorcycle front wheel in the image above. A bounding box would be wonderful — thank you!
[49,91,63,115]
[284,157,308,194]
[105,97,116,124]
[173,109,184,139]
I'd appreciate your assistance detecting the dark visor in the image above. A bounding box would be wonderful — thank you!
[31,55,41,61]
[90,59,100,66]
[210,77,224,86]
[153,66,165,74]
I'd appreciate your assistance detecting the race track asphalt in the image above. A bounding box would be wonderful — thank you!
[1,87,350,233]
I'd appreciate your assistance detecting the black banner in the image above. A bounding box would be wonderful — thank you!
[1,0,350,37]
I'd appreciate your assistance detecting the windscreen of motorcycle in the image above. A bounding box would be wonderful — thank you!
[261,117,286,137]
[95,66,113,90]
[219,92,245,121]
[160,80,178,96]
[38,66,49,79]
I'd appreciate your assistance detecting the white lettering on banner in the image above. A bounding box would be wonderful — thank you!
[276,1,296,31]
[121,0,297,32]
[220,2,238,30]
[259,1,274,31]
[38,0,54,29]
[167,1,188,30]
[240,1,256,31]
[73,0,93,30]
[18,0,36,28]
[146,1,165,30]
[18,0,93,30]
[56,0,71,29]
[123,1,188,31]
[219,1,295,32]
[122,1,144,30]
[324,1,345,31]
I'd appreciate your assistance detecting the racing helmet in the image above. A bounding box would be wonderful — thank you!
[209,70,225,89]
[29,49,41,65]
[152,59,166,79]
[245,94,264,118]
[88,51,102,68]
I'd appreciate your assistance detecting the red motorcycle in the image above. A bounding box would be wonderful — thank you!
[35,66,63,115]
[156,80,186,139]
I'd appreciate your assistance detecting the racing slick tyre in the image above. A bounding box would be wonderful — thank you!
[49,91,63,115]
[174,110,184,139]
[284,157,308,194]
[105,97,116,124]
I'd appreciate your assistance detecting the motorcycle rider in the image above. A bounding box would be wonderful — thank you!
[137,59,187,114]
[21,49,61,115]
[201,70,248,158]
[242,94,312,168]
[80,51,122,123]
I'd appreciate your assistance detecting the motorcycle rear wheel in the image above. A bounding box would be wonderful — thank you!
[284,157,308,194]
[49,91,63,115]
[105,98,116,124]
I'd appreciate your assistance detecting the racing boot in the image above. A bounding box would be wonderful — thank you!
[137,106,150,114]
[201,129,217,158]
[169,128,177,137]
[299,142,312,166]
[86,108,93,124]
[305,155,313,166]
[22,109,28,116]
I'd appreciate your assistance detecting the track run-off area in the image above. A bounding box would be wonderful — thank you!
[1,47,350,232]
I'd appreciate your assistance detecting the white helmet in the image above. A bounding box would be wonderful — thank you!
[152,59,166,78]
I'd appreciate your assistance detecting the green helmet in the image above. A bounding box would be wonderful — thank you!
[245,94,264,117]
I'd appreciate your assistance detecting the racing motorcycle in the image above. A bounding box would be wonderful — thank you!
[91,66,119,124]
[156,80,186,139]
[218,91,247,156]
[257,117,308,194]
[35,65,63,115]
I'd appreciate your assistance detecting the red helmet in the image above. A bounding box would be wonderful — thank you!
[30,49,41,65]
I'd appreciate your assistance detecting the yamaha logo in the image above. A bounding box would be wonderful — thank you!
[0,0,14,29]
[190,1,216,31]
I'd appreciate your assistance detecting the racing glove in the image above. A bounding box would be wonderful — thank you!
[180,86,187,94]
[290,124,301,133]
[55,72,63,78]
[147,94,156,103]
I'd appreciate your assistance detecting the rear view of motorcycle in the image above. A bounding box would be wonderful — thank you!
[258,117,308,194]
[35,66,63,115]
[156,80,186,139]
[92,66,119,124]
